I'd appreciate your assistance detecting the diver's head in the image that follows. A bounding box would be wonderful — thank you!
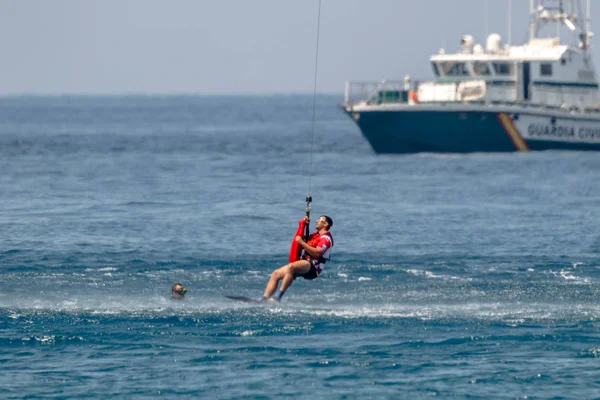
[171,283,187,300]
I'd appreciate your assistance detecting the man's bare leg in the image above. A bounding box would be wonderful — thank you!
[263,264,288,298]
[279,260,311,294]
[261,260,311,301]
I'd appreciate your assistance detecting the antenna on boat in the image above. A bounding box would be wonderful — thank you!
[587,0,591,35]
[530,0,583,42]
[583,0,592,50]
[530,0,536,40]
[560,0,576,31]
[507,0,512,45]
[484,0,489,41]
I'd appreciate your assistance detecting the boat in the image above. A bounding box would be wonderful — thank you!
[341,0,600,153]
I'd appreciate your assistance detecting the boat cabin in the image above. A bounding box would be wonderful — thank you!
[423,33,599,110]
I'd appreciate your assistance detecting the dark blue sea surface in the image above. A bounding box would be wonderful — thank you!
[1,95,600,398]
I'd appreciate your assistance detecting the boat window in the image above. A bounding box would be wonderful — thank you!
[540,63,553,76]
[440,62,470,76]
[472,62,491,76]
[492,63,514,75]
[431,62,440,77]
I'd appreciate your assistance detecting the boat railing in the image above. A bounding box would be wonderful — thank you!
[344,80,408,106]
[344,79,495,105]
[343,79,600,113]
[533,85,600,112]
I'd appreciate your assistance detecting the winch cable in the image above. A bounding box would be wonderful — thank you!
[304,0,322,239]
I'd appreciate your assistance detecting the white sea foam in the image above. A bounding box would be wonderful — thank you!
[406,269,422,276]
[546,269,590,283]
[85,267,117,272]
[405,268,470,281]
[5,290,600,324]
[560,270,577,280]
[259,301,600,323]
[239,330,261,336]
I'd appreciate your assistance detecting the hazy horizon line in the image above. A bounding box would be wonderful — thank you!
[0,91,346,98]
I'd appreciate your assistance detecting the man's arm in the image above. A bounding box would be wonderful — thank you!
[295,236,324,259]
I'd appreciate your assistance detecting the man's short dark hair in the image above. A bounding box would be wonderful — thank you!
[322,215,333,229]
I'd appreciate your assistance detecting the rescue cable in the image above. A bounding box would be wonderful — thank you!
[304,0,322,238]
[288,0,322,262]
[307,0,322,200]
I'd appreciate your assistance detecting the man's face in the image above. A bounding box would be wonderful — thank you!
[316,216,328,229]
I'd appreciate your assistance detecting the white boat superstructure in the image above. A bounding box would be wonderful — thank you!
[425,0,596,108]
[346,0,598,110]
[341,0,600,153]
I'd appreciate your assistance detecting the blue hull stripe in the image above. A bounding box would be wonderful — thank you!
[349,110,600,153]
[533,81,599,88]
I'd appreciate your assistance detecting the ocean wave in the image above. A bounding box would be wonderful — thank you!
[0,335,87,347]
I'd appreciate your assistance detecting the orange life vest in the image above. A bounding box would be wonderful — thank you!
[303,231,334,264]
[288,219,334,265]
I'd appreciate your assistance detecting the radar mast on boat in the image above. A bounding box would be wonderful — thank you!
[529,0,593,49]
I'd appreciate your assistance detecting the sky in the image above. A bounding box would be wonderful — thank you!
[0,0,598,95]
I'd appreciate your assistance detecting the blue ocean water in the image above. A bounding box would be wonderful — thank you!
[1,95,600,398]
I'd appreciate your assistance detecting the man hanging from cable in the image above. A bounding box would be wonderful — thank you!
[261,212,334,302]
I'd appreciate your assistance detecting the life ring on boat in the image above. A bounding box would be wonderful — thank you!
[408,90,418,104]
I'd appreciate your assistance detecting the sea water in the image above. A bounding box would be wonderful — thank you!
[1,95,600,398]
